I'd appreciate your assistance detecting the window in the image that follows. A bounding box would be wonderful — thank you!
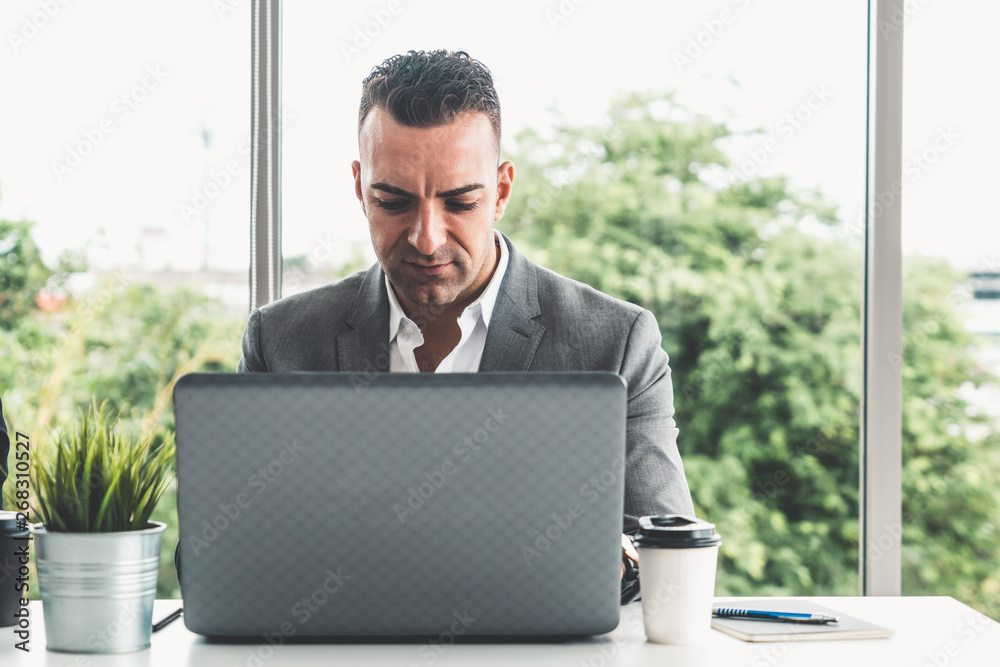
[282,0,868,596]
[0,0,251,598]
[900,0,1000,617]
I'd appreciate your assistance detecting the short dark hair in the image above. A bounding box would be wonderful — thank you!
[358,49,502,155]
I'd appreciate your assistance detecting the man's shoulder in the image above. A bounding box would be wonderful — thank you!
[531,262,645,321]
[256,268,370,325]
[516,257,663,373]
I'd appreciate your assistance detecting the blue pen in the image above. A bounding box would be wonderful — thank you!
[713,608,840,624]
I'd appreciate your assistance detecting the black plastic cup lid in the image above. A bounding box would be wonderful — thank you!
[634,514,722,549]
[0,510,28,535]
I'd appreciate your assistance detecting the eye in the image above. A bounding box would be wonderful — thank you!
[447,200,478,212]
[373,198,408,211]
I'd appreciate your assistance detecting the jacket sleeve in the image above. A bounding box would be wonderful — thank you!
[237,309,267,373]
[619,309,694,535]
[618,310,694,605]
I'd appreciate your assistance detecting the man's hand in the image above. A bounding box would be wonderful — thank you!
[621,533,639,579]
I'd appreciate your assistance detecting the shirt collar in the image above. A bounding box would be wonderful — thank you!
[385,230,509,342]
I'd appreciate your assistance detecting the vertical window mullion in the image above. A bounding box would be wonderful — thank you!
[250,0,282,310]
[861,0,904,596]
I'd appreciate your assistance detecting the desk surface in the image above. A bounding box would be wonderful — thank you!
[2,596,999,666]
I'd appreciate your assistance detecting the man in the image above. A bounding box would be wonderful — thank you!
[238,50,694,601]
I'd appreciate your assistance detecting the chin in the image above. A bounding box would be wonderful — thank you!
[415,292,457,309]
[397,285,454,308]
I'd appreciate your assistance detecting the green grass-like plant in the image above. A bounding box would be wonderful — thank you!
[31,401,175,532]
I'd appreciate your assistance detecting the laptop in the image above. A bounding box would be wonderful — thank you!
[173,371,626,638]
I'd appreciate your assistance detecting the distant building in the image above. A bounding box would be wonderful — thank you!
[971,272,1000,300]
[968,272,1000,347]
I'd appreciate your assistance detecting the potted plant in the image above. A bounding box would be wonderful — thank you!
[29,400,175,653]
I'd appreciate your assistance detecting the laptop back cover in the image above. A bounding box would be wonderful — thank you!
[174,372,625,637]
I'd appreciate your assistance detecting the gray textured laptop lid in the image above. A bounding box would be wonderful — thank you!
[174,372,626,638]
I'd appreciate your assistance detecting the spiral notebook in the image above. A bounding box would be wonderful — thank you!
[711,600,894,642]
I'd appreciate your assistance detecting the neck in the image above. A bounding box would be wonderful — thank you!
[398,236,501,335]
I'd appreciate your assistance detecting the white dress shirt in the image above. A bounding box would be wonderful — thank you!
[386,231,509,373]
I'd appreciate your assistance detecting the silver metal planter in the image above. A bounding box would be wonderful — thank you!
[32,521,166,653]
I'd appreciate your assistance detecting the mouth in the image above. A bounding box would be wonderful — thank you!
[406,261,450,276]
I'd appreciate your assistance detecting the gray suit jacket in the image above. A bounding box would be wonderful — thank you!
[238,234,694,532]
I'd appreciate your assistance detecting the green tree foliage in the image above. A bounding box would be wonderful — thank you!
[1,239,244,597]
[0,219,51,330]
[503,93,1000,615]
[2,94,998,610]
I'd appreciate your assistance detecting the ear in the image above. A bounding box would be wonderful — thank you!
[494,160,515,222]
[352,160,366,214]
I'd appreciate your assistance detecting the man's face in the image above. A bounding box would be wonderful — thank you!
[352,109,514,315]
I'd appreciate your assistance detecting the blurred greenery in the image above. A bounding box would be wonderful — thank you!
[1,217,243,597]
[1,91,998,616]
[502,92,1000,616]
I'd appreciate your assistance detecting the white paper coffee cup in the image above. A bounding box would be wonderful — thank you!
[635,515,721,644]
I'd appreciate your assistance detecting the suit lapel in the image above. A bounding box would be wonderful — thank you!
[336,236,544,373]
[479,234,545,371]
[337,263,392,373]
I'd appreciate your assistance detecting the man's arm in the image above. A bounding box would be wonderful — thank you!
[617,309,694,603]
[237,309,267,373]
[619,309,695,533]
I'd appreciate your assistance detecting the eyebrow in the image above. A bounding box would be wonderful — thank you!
[371,182,485,198]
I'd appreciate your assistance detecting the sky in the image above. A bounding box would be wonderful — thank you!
[0,0,997,276]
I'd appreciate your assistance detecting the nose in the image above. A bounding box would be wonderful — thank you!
[408,200,447,257]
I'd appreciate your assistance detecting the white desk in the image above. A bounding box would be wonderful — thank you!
[2,597,998,666]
